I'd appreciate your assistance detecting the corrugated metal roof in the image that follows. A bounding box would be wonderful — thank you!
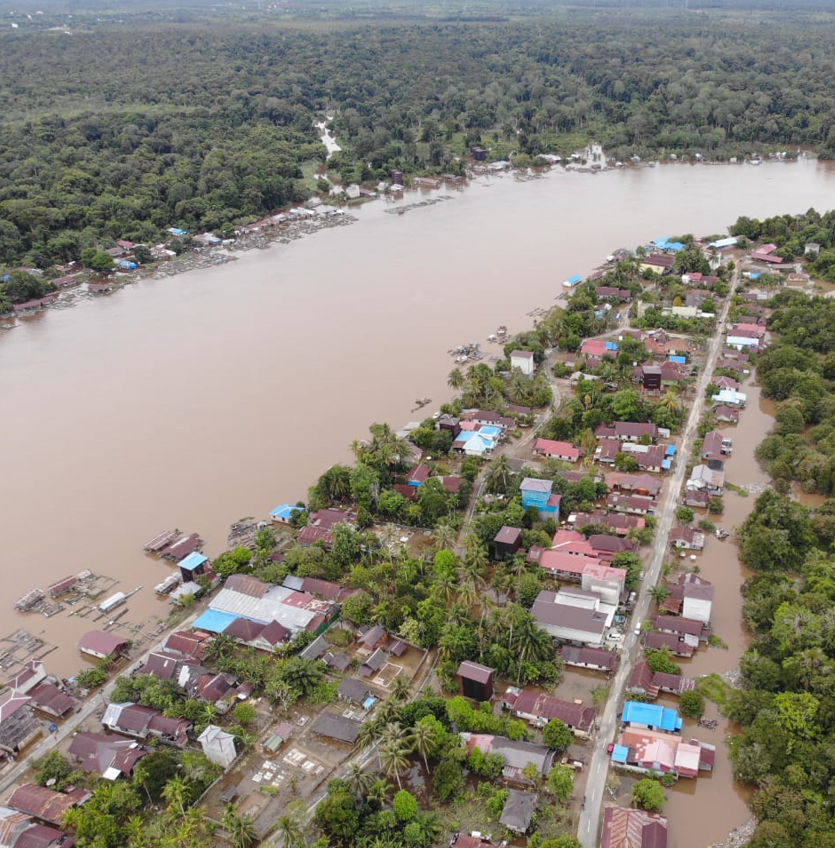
[191,609,237,633]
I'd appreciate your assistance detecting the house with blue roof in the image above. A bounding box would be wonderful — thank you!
[622,700,682,734]
[178,552,208,583]
[270,504,304,524]
[563,274,583,288]
[453,429,497,457]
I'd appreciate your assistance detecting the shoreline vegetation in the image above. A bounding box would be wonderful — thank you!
[0,154,804,327]
[4,0,835,278]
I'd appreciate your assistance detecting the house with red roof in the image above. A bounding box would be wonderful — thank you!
[533,439,580,462]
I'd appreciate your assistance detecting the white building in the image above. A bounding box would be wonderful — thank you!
[510,350,535,376]
[198,725,237,768]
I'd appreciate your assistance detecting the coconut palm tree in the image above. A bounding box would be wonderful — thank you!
[356,720,380,751]
[379,721,407,747]
[223,805,258,848]
[658,390,681,414]
[162,775,189,816]
[389,674,411,703]
[465,541,490,578]
[344,762,374,798]
[432,521,458,553]
[447,368,465,391]
[433,570,456,604]
[366,778,393,808]
[457,580,478,609]
[274,808,304,848]
[409,721,438,771]
[379,737,410,789]
[204,633,237,666]
[484,454,514,494]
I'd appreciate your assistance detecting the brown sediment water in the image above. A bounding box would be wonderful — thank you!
[1,161,833,690]
[659,382,774,847]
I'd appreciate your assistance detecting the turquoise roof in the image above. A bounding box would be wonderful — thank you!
[270,504,303,520]
[179,552,208,572]
[612,744,629,763]
[622,700,682,733]
[192,609,237,633]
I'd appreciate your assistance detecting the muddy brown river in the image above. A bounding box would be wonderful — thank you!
[1,158,831,846]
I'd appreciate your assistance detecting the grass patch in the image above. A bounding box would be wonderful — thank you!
[695,673,733,713]
[708,634,728,650]
[300,159,326,193]
[725,482,749,496]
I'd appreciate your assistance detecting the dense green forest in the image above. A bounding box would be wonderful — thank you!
[5,3,835,270]
[731,488,835,848]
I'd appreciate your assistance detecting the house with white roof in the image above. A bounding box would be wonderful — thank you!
[711,389,747,408]
[198,725,237,768]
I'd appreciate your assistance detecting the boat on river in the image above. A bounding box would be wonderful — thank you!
[14,588,44,611]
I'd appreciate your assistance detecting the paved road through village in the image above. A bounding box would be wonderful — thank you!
[577,265,741,847]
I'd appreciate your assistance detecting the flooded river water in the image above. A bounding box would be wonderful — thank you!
[0,157,831,843]
[659,382,775,847]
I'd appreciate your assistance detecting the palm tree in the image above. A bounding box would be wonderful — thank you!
[379,737,410,790]
[465,542,489,579]
[281,657,324,697]
[433,570,456,604]
[389,674,410,703]
[658,390,681,414]
[649,584,670,605]
[344,762,374,798]
[366,778,393,808]
[204,633,237,666]
[223,806,258,848]
[511,609,552,684]
[320,464,352,500]
[162,775,189,816]
[413,812,444,845]
[432,521,458,553]
[484,454,514,494]
[447,367,465,391]
[275,808,304,848]
[125,815,148,848]
[409,721,437,771]
[379,721,407,747]
[356,720,380,751]
[457,580,478,609]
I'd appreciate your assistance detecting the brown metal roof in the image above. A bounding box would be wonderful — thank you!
[28,683,75,717]
[224,617,265,642]
[7,785,90,825]
[224,574,268,599]
[77,630,128,657]
[457,661,494,685]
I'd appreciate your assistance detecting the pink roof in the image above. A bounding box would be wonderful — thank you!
[580,339,610,357]
[0,690,32,722]
[552,529,585,545]
[757,243,778,254]
[582,562,627,585]
[535,439,580,461]
[538,550,597,576]
[734,323,765,336]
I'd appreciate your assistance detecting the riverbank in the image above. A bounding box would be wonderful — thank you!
[0,156,809,334]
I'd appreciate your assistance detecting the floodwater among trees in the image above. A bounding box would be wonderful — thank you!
[0,162,831,696]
